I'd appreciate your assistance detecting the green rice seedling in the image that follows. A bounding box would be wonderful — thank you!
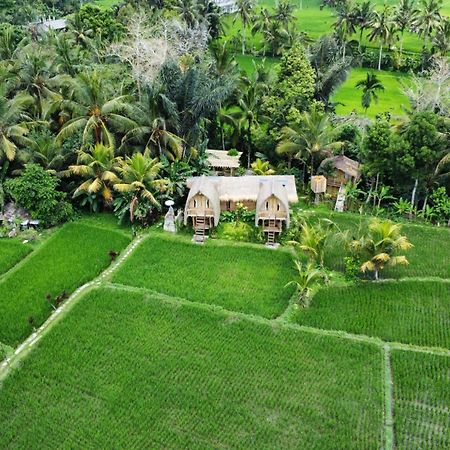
[0,220,130,346]
[0,287,384,449]
[294,280,450,348]
[0,240,32,275]
[391,350,450,449]
[113,233,296,318]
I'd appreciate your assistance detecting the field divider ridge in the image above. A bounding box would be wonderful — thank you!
[383,344,395,450]
[103,282,450,357]
[0,234,146,386]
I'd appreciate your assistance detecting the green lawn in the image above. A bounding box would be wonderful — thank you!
[0,239,32,276]
[0,216,131,347]
[112,232,296,318]
[392,350,450,449]
[294,280,450,348]
[0,286,384,449]
[235,54,280,74]
[332,67,411,118]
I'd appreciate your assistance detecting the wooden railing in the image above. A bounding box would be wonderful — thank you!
[257,211,287,219]
[187,208,215,217]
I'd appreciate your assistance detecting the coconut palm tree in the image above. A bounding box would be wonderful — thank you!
[355,72,385,111]
[251,158,275,175]
[432,18,450,56]
[368,5,395,70]
[285,260,328,307]
[0,90,34,161]
[234,0,255,54]
[350,218,413,280]
[174,0,201,27]
[274,0,296,29]
[57,71,137,147]
[355,0,374,50]
[251,8,272,50]
[333,0,357,59]
[113,149,167,221]
[69,143,121,206]
[394,0,417,57]
[412,0,442,48]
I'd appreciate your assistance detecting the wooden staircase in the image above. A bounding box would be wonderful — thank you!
[193,215,207,243]
[266,218,277,246]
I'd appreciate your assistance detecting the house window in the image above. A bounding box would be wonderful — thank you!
[227,201,231,210]
[206,199,210,208]
[266,201,269,210]
[193,199,197,208]
[277,203,280,211]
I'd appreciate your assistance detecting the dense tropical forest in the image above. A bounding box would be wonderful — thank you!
[0,0,448,229]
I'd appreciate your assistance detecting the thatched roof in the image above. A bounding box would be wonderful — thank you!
[186,175,298,203]
[206,150,242,169]
[255,178,291,226]
[319,155,361,180]
[184,176,221,225]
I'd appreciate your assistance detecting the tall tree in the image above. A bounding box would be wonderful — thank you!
[234,0,255,54]
[355,72,385,111]
[274,0,296,29]
[394,0,417,57]
[368,5,395,70]
[354,1,374,50]
[333,0,357,59]
[412,0,442,49]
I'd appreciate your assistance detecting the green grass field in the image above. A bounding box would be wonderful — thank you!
[112,233,296,318]
[332,67,411,118]
[294,280,450,348]
[0,286,384,449]
[0,240,32,276]
[0,217,130,346]
[392,350,450,449]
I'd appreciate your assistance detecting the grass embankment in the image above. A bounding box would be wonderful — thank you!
[113,233,295,318]
[294,280,450,348]
[0,286,384,449]
[392,350,450,449]
[0,216,130,347]
[0,240,32,276]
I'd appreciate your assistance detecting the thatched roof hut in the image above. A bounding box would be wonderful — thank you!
[256,178,291,226]
[319,155,361,180]
[184,176,221,226]
[206,150,242,175]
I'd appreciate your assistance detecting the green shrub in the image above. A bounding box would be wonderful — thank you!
[5,164,73,227]
[216,221,255,242]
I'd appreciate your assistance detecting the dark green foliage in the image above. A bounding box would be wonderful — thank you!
[294,280,450,348]
[392,350,450,449]
[76,4,126,41]
[0,287,384,449]
[0,219,130,346]
[5,164,73,227]
[0,240,32,275]
[113,233,296,318]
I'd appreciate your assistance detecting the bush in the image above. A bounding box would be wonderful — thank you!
[215,221,263,243]
[5,164,73,227]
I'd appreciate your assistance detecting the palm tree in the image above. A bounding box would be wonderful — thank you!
[412,0,442,49]
[57,71,137,147]
[69,143,121,206]
[368,5,395,71]
[113,149,167,222]
[432,18,450,56]
[333,0,357,59]
[355,1,374,50]
[251,8,272,55]
[174,0,201,27]
[285,260,328,307]
[350,218,413,280]
[263,20,291,57]
[394,0,417,57]
[289,218,336,267]
[0,90,34,161]
[277,108,342,176]
[251,158,275,175]
[274,0,296,29]
[234,0,255,54]
[355,72,385,111]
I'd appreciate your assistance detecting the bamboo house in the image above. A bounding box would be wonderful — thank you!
[184,175,298,243]
[319,155,361,197]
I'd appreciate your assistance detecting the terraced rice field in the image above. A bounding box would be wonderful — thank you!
[112,233,296,318]
[0,286,384,449]
[0,240,32,276]
[0,218,130,346]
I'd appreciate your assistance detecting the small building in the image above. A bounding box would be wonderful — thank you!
[212,0,237,13]
[184,175,298,243]
[319,155,361,197]
[206,149,242,176]
[30,17,67,34]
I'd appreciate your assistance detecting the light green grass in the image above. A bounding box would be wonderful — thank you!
[0,286,384,449]
[0,217,130,347]
[294,280,450,348]
[0,240,32,276]
[235,54,280,73]
[113,232,296,318]
[332,67,411,118]
[391,350,450,449]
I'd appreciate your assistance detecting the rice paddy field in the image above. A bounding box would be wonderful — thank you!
[0,217,130,346]
[294,280,450,348]
[0,286,384,449]
[112,233,296,318]
[0,239,31,276]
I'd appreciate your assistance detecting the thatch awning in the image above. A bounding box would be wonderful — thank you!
[319,155,361,180]
[206,150,242,169]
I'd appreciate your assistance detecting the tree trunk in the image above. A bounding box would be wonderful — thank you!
[378,43,383,71]
[409,177,418,219]
[422,194,428,212]
[399,31,404,58]
[373,173,379,207]
[359,28,364,50]
[374,267,379,281]
[242,27,246,55]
